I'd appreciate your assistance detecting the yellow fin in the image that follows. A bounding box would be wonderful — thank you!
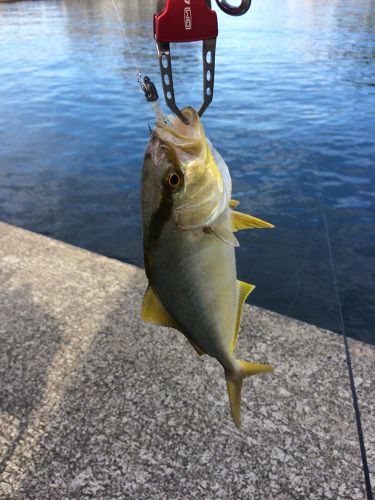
[141,285,178,329]
[225,361,273,428]
[231,281,256,353]
[185,337,206,356]
[225,377,242,429]
[231,210,274,231]
[229,199,240,208]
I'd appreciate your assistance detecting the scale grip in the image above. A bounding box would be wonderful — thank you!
[154,0,218,43]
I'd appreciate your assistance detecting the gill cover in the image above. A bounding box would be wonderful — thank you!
[153,107,231,229]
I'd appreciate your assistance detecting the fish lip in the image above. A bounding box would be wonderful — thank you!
[152,107,204,153]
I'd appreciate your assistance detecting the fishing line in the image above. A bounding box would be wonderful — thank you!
[110,0,142,85]
[320,192,373,500]
[109,0,170,125]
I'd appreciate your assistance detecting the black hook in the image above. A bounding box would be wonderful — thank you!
[215,0,251,16]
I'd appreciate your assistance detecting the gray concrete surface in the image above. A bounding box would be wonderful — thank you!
[0,221,374,499]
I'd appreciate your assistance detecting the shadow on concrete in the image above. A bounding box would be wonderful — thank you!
[0,262,371,498]
[0,267,63,478]
[8,270,233,498]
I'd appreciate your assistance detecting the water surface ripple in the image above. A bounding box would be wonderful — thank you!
[0,0,374,344]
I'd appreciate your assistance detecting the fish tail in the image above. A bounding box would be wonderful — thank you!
[225,360,273,428]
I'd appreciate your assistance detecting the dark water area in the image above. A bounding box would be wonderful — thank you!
[0,0,374,344]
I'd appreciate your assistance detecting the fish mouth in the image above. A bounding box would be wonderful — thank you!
[151,107,231,231]
[153,107,206,162]
[159,107,200,136]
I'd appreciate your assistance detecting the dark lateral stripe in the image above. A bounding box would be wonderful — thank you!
[144,191,173,275]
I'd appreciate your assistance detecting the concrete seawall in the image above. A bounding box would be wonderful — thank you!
[0,221,374,498]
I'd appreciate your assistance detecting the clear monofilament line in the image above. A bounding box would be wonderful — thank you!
[110,0,143,87]
[109,0,170,125]
[320,192,373,500]
[151,101,172,126]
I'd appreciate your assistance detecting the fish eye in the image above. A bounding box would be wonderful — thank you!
[168,173,180,186]
[165,170,183,191]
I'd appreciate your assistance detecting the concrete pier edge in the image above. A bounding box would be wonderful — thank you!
[0,221,374,498]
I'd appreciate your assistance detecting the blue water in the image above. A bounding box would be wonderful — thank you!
[0,0,374,344]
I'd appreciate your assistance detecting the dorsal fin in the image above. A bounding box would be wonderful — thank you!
[231,211,274,232]
[229,199,240,208]
[230,281,256,352]
[141,285,179,328]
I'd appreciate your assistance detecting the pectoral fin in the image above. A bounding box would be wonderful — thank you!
[231,210,274,231]
[211,212,239,247]
[211,224,239,247]
[231,281,256,352]
[141,285,178,329]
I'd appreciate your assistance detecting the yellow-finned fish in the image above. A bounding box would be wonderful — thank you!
[141,107,274,427]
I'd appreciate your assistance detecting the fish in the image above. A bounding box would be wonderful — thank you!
[141,107,274,427]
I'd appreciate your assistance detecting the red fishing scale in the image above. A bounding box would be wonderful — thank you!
[153,0,251,124]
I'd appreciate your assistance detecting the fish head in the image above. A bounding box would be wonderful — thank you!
[142,107,231,232]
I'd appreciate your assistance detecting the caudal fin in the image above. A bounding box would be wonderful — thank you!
[225,360,273,428]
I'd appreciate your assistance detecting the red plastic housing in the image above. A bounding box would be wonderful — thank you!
[154,0,218,43]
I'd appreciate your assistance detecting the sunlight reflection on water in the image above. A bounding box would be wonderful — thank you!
[0,0,374,343]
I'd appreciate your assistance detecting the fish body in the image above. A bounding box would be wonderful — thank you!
[141,107,273,427]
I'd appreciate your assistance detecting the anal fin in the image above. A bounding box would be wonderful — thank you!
[141,285,179,329]
[142,285,206,356]
[185,337,206,356]
[231,210,274,231]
